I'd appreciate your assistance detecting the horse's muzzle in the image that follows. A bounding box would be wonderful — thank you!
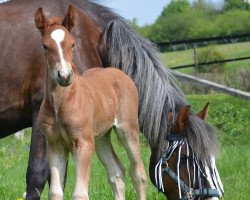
[57,70,73,87]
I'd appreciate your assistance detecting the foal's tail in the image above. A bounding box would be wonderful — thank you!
[103,20,187,148]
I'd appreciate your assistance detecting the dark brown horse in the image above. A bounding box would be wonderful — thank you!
[150,103,224,199]
[0,0,223,199]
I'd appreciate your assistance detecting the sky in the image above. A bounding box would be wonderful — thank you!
[0,0,224,26]
[102,0,171,26]
[101,0,223,26]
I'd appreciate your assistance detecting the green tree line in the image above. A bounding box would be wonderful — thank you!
[132,0,250,42]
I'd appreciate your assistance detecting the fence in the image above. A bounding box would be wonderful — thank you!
[157,33,250,70]
[172,71,250,100]
[156,33,250,100]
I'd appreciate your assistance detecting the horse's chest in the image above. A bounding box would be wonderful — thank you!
[40,120,71,146]
[39,108,74,146]
[57,125,71,146]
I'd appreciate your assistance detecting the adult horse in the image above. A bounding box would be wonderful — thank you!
[152,103,224,199]
[0,0,222,199]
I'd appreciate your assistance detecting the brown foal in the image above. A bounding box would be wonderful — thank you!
[35,6,146,200]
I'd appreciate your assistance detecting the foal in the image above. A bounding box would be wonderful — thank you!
[35,6,146,200]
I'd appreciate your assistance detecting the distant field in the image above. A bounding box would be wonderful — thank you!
[160,41,250,74]
[0,94,249,200]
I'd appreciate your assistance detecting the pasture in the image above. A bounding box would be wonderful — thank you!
[160,41,250,80]
[0,94,249,200]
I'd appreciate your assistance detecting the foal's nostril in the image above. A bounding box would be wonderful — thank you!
[58,71,68,81]
[58,71,61,79]
[57,71,72,86]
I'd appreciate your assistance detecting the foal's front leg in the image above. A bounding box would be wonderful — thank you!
[72,136,95,200]
[48,143,69,200]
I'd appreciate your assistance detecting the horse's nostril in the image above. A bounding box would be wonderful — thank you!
[57,70,72,87]
[58,71,68,81]
[58,71,61,78]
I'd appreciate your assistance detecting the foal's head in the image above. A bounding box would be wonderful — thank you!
[154,103,224,200]
[35,5,77,87]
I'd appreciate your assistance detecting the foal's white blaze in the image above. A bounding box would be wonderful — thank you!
[51,29,72,79]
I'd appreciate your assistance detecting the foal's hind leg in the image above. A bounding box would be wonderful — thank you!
[95,133,125,200]
[114,122,147,200]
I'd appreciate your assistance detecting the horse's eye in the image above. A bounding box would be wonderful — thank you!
[42,44,48,51]
[72,43,75,48]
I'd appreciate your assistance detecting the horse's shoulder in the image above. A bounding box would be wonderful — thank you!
[82,67,118,78]
[81,67,102,78]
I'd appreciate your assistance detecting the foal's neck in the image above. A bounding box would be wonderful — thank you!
[44,67,79,111]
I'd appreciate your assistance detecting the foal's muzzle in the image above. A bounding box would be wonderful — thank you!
[57,70,73,87]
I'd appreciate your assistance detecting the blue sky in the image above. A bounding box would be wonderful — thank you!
[101,0,223,26]
[103,0,170,26]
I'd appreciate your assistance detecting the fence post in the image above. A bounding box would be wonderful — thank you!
[193,43,198,76]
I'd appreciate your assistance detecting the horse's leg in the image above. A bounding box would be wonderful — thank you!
[72,136,94,200]
[48,142,68,200]
[114,123,147,200]
[95,133,125,200]
[26,116,50,200]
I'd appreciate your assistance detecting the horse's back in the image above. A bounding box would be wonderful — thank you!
[82,67,137,95]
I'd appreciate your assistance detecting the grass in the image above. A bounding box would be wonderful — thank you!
[187,94,250,200]
[0,94,249,199]
[0,130,165,200]
[160,41,250,74]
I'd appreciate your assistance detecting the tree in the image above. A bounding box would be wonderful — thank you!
[160,0,191,18]
[224,0,250,11]
[192,0,219,14]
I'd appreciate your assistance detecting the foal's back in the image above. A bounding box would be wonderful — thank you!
[78,67,138,137]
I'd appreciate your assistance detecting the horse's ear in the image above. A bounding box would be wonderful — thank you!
[62,5,77,32]
[196,102,209,120]
[35,7,48,34]
[176,105,191,132]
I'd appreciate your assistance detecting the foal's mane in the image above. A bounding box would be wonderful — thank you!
[47,17,62,27]
[74,1,219,161]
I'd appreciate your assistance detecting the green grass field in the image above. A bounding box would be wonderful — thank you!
[160,41,250,74]
[0,94,249,200]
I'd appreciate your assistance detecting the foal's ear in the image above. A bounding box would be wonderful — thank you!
[176,105,191,132]
[62,5,77,32]
[196,102,209,120]
[35,7,48,34]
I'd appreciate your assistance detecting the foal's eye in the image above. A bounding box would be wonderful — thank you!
[42,44,48,51]
[72,43,75,48]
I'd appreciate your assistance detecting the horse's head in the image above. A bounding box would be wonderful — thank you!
[154,103,224,200]
[35,5,77,87]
